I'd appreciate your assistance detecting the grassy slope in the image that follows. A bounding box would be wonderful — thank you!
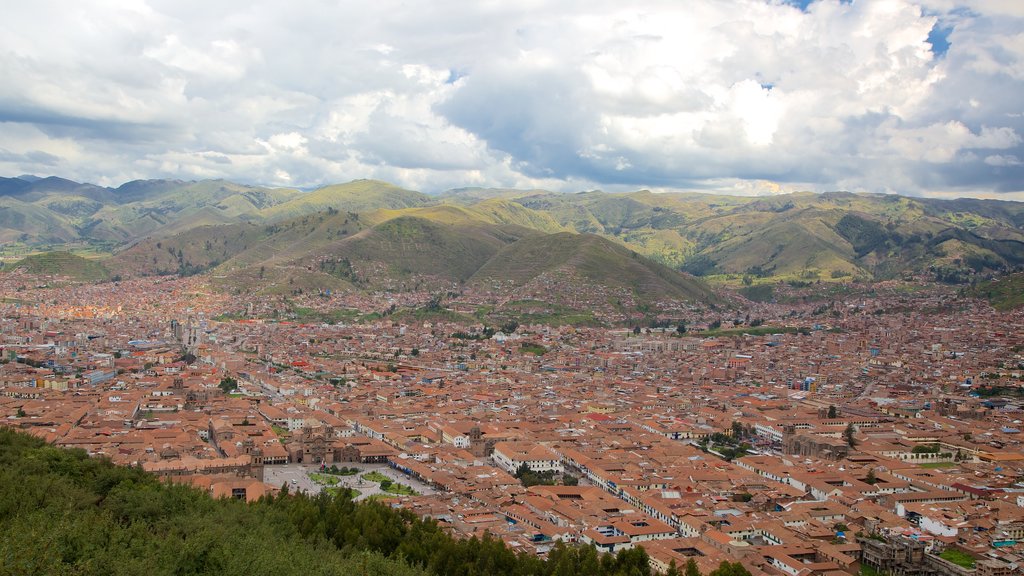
[262,180,432,221]
[10,251,111,281]
[471,232,716,303]
[319,216,530,284]
[968,273,1024,310]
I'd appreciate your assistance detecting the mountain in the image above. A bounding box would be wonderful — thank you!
[262,179,432,221]
[107,205,720,317]
[6,174,1024,292]
[0,177,303,247]
[471,232,718,303]
[452,190,1024,282]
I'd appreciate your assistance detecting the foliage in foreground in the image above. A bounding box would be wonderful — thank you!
[0,428,681,576]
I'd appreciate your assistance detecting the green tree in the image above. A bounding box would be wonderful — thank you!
[219,376,238,393]
[709,561,752,576]
[865,468,877,485]
[843,423,857,447]
[827,405,837,418]
[666,560,682,576]
[685,558,701,576]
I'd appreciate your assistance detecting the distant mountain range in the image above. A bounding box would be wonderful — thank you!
[3,175,1024,306]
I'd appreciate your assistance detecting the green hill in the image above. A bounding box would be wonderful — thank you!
[0,196,80,243]
[6,174,1024,288]
[0,177,302,246]
[10,251,111,281]
[263,180,432,221]
[968,273,1024,310]
[471,232,717,303]
[504,190,1024,282]
[307,216,534,289]
[0,427,661,576]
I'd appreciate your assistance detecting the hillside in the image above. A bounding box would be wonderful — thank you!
[307,216,532,288]
[0,176,302,247]
[967,273,1024,310]
[5,174,1024,290]
[478,190,1024,282]
[0,427,661,576]
[9,251,111,282]
[262,179,433,221]
[471,232,717,304]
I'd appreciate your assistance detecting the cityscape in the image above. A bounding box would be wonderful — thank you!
[2,0,1023,575]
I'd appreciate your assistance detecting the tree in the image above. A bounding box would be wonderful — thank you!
[219,376,238,394]
[685,558,701,576]
[843,423,857,447]
[15,407,26,418]
[731,421,743,438]
[633,326,641,335]
[676,322,687,334]
[666,560,682,576]
[827,405,837,418]
[865,468,877,485]
[709,561,752,576]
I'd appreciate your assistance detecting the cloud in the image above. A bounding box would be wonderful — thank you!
[0,0,1021,196]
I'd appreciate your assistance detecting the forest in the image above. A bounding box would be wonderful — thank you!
[0,428,751,576]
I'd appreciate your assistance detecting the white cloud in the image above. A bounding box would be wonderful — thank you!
[0,0,1021,196]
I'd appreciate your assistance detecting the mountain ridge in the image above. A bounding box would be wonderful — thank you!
[3,175,1024,294]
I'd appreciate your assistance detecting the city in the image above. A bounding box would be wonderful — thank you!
[2,269,1021,575]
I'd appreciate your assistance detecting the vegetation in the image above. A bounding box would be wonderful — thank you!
[738,284,773,302]
[699,433,751,461]
[974,385,1024,398]
[309,472,341,486]
[471,232,718,305]
[361,471,391,483]
[218,376,238,393]
[7,176,1024,289]
[379,479,418,496]
[843,423,857,447]
[519,342,547,356]
[324,465,360,476]
[0,427,420,576]
[938,548,976,569]
[10,251,111,282]
[513,463,562,487]
[697,325,809,338]
[968,272,1024,310]
[0,427,706,576]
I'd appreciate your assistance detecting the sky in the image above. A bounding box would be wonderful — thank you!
[1,0,1023,198]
